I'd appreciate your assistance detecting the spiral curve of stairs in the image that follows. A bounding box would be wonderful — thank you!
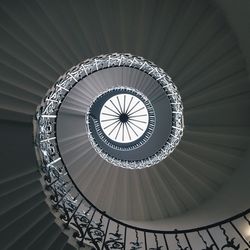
[0,0,250,249]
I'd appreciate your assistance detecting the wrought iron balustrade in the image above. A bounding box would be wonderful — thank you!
[33,53,250,249]
[32,152,250,249]
[34,112,250,249]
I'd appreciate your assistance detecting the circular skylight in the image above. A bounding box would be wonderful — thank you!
[86,87,156,152]
[100,93,149,143]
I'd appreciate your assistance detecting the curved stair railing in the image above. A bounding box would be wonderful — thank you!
[31,148,250,250]
[33,54,250,249]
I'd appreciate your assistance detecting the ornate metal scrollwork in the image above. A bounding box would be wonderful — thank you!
[197,231,215,250]
[220,225,240,250]
[130,230,143,250]
[175,231,189,250]
[103,224,124,250]
[149,233,163,250]
[84,215,105,250]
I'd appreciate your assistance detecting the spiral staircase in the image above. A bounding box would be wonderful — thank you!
[0,0,250,249]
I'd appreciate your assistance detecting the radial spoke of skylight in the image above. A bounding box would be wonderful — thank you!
[99,93,149,143]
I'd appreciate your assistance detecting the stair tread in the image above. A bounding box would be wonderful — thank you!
[0,202,51,249]
[26,222,61,250]
[63,243,77,250]
[0,180,43,215]
[0,191,45,231]
[48,232,69,250]
[0,170,40,197]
